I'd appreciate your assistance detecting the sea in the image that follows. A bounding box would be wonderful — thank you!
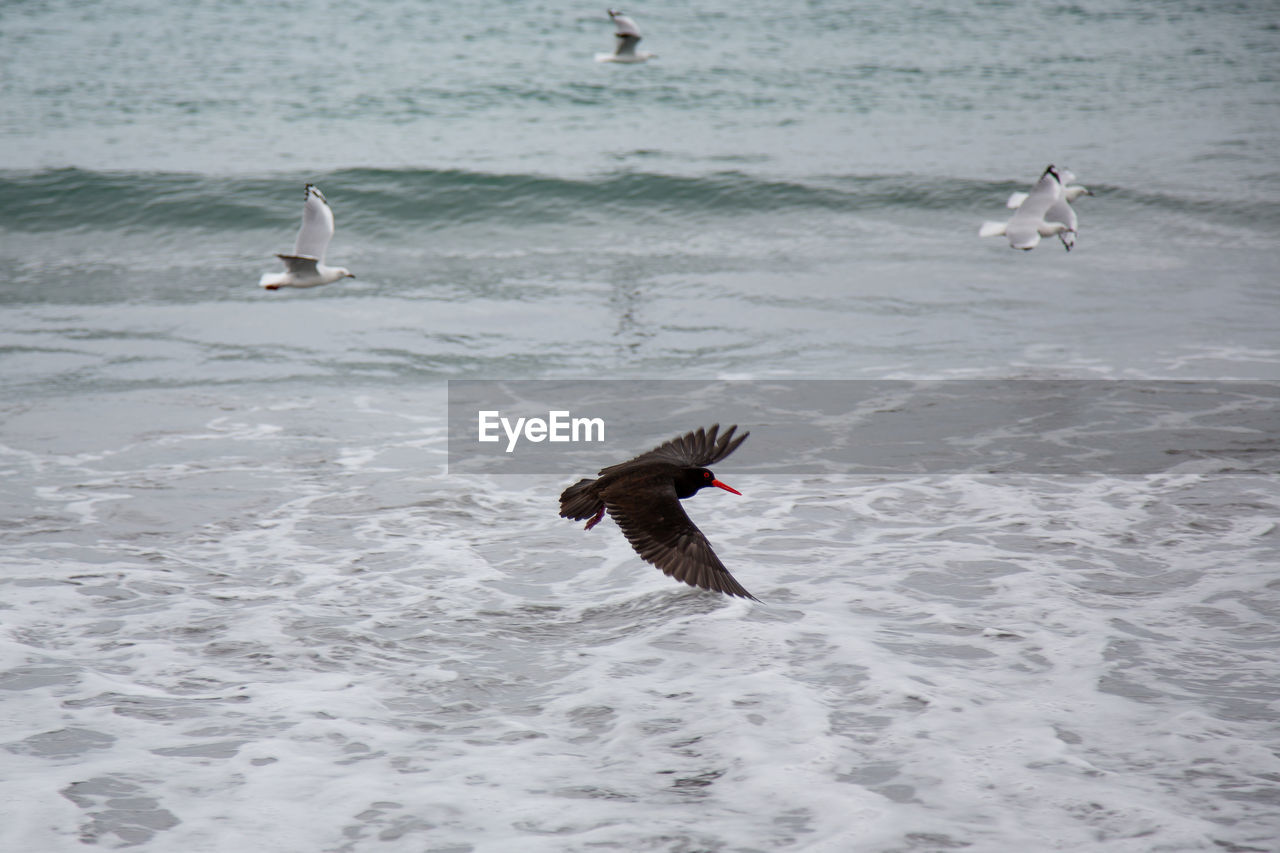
[2,1,1279,850]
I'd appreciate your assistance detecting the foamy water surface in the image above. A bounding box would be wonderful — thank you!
[2,388,1278,851]
[3,0,1280,849]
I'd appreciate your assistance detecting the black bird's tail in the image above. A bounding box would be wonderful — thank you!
[560,478,604,522]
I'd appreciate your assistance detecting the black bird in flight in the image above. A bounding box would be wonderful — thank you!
[559,424,756,600]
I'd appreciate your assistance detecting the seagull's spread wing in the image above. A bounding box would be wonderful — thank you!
[276,254,320,275]
[1044,197,1079,250]
[609,9,642,55]
[610,11,641,37]
[1044,198,1077,231]
[604,479,756,600]
[293,185,335,261]
[1004,169,1063,249]
[1014,170,1062,218]
[614,33,641,56]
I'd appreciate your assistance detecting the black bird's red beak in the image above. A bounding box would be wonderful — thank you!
[711,479,741,495]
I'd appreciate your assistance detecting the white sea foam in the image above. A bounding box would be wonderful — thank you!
[2,388,1278,852]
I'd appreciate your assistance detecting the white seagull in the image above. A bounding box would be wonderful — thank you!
[1006,168,1093,250]
[597,9,656,63]
[979,166,1073,251]
[260,184,354,290]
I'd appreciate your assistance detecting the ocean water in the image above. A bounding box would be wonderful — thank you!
[2,0,1280,851]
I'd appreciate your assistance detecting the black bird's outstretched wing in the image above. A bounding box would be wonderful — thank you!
[559,478,603,521]
[598,424,748,477]
[604,478,757,601]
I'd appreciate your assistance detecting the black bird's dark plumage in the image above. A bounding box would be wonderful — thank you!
[559,424,756,601]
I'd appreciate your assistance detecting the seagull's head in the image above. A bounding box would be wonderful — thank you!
[338,268,355,279]
[1042,165,1061,183]
[305,184,328,203]
[608,8,622,19]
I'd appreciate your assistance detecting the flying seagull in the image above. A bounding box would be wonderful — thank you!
[597,9,656,63]
[979,166,1073,251]
[1006,168,1093,250]
[260,184,355,290]
[1003,167,1095,249]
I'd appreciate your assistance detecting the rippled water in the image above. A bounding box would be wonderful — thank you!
[2,0,1279,850]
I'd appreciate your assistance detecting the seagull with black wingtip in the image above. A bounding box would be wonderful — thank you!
[559,424,756,601]
[597,8,656,63]
[259,184,355,290]
[979,165,1074,251]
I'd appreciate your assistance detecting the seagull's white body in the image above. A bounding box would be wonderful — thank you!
[260,184,354,290]
[597,9,655,63]
[980,166,1073,251]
